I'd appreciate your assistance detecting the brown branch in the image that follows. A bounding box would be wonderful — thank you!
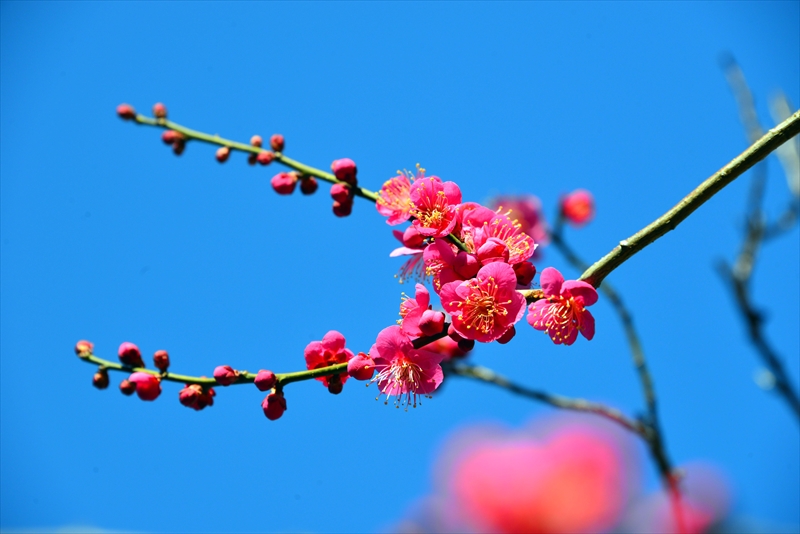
[579,110,800,288]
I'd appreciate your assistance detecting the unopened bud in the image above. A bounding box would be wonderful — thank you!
[327,373,344,395]
[300,177,318,195]
[271,172,298,195]
[179,384,202,407]
[153,350,170,372]
[330,183,351,203]
[419,310,446,336]
[457,338,475,352]
[75,340,94,357]
[561,189,595,227]
[254,370,277,392]
[270,134,285,152]
[216,146,230,163]
[332,199,353,217]
[347,352,375,381]
[262,390,287,421]
[118,342,144,368]
[161,130,183,145]
[247,153,258,166]
[402,226,425,248]
[331,158,357,185]
[213,365,238,386]
[93,368,109,389]
[257,151,274,165]
[447,324,463,343]
[194,388,215,410]
[119,379,136,396]
[250,135,263,148]
[172,140,186,156]
[128,372,162,401]
[152,102,167,119]
[513,261,536,287]
[497,325,516,345]
[116,104,136,120]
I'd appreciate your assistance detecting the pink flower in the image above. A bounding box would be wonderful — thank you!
[390,227,428,284]
[561,189,595,226]
[463,208,537,265]
[527,267,597,345]
[409,176,462,238]
[489,195,550,248]
[440,262,526,343]
[128,372,162,401]
[422,239,479,292]
[399,283,431,337]
[377,174,414,225]
[369,325,444,408]
[304,330,354,388]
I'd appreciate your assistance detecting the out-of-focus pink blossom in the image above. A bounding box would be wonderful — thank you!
[75,340,94,357]
[527,267,597,345]
[561,189,595,226]
[440,262,526,343]
[489,194,550,248]
[128,372,162,401]
[369,325,444,408]
[152,102,167,118]
[424,336,468,360]
[270,134,284,152]
[257,151,274,165]
[116,104,136,120]
[92,369,109,389]
[377,174,414,225]
[304,331,354,388]
[409,177,462,238]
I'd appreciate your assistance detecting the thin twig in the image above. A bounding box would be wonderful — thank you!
[579,110,800,288]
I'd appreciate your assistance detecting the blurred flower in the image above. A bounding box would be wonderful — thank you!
[560,189,595,227]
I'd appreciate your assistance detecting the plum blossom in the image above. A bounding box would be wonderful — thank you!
[409,176,462,238]
[390,227,427,284]
[377,173,413,225]
[128,372,162,401]
[527,267,598,345]
[440,262,526,343]
[304,330,354,388]
[369,325,444,409]
[561,189,595,226]
[488,195,550,250]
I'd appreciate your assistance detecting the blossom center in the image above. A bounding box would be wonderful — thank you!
[456,277,510,334]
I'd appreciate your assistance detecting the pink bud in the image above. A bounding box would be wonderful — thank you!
[250,135,263,147]
[331,158,357,185]
[497,325,516,345]
[213,365,238,386]
[448,323,464,343]
[561,189,595,226]
[172,140,185,156]
[247,153,258,166]
[453,252,480,279]
[118,342,144,368]
[194,388,215,410]
[330,183,351,203]
[513,261,536,287]
[347,352,375,381]
[332,199,353,217]
[92,369,109,389]
[300,177,318,195]
[262,391,287,420]
[257,151,274,165]
[216,146,230,163]
[161,130,184,145]
[419,310,446,336]
[153,350,170,372]
[270,134,285,152]
[457,338,475,352]
[75,340,94,357]
[152,102,167,119]
[271,172,297,195]
[402,226,425,248]
[119,379,136,396]
[254,370,277,392]
[476,237,510,264]
[327,374,344,395]
[128,372,162,401]
[179,384,201,407]
[116,104,136,120]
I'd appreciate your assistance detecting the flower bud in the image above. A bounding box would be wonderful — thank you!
[457,338,475,352]
[172,140,186,156]
[262,390,287,421]
[419,310,446,336]
[271,172,297,195]
[179,384,201,407]
[331,158,357,185]
[128,372,162,401]
[476,238,510,264]
[75,340,94,357]
[330,183,351,203]
[254,370,277,392]
[119,379,136,396]
[332,199,353,217]
[402,226,425,248]
[453,252,480,279]
[497,325,516,345]
[247,153,258,166]
[257,151,274,165]
[116,104,136,120]
[327,373,344,395]
[216,146,230,163]
[347,352,375,381]
[161,130,184,145]
[153,350,170,372]
[194,388,215,410]
[561,189,595,226]
[152,102,167,119]
[250,135,263,148]
[118,342,144,368]
[93,368,109,389]
[213,365,238,386]
[300,177,318,195]
[513,261,536,287]
[448,323,464,343]
[270,134,284,152]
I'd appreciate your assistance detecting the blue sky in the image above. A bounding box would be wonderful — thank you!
[1,2,798,532]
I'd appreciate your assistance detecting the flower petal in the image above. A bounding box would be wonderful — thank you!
[562,280,599,306]
[580,309,595,340]
[539,267,564,297]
